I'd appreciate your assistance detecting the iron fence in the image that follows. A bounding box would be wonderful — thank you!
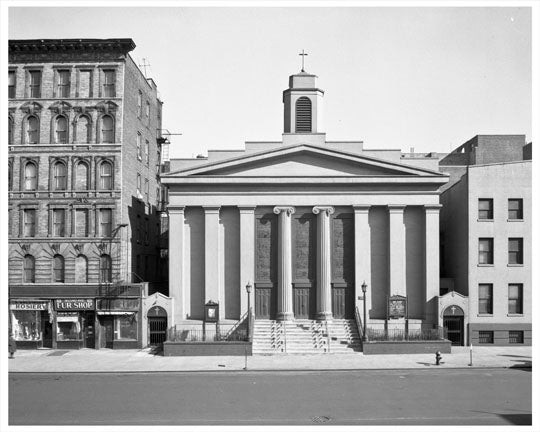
[366,327,447,341]
[167,327,249,342]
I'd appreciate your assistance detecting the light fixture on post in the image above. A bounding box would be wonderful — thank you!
[361,281,368,342]
[246,282,252,339]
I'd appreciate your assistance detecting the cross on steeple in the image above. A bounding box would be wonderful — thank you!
[299,49,308,72]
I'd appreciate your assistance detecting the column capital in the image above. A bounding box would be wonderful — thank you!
[202,205,221,213]
[424,204,442,213]
[312,206,335,216]
[273,206,295,216]
[387,204,406,213]
[353,205,371,214]
[168,205,185,214]
[238,206,256,213]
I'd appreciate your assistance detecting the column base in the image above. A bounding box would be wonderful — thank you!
[276,312,294,321]
[316,312,333,321]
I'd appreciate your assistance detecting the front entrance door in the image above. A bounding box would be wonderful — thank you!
[84,312,95,349]
[332,286,354,319]
[443,305,465,346]
[41,311,52,348]
[100,316,114,349]
[148,306,168,345]
[293,286,314,319]
[255,285,275,319]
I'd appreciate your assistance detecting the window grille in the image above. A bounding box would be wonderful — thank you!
[478,331,493,344]
[295,97,312,132]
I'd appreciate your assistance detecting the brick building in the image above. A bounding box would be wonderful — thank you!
[8,38,166,349]
[438,135,532,346]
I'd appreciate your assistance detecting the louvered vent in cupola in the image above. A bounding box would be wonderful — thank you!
[295,97,312,132]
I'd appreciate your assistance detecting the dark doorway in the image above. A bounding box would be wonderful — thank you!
[84,312,95,349]
[148,306,168,345]
[255,285,275,319]
[100,316,114,349]
[332,286,354,319]
[41,312,52,348]
[443,305,465,346]
[293,287,314,319]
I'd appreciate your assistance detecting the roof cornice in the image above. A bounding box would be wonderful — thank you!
[9,38,136,55]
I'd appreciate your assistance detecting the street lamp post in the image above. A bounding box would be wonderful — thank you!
[361,281,368,342]
[246,282,252,340]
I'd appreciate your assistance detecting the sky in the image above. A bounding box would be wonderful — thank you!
[7,5,533,158]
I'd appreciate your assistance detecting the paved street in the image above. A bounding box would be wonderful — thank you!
[9,368,531,426]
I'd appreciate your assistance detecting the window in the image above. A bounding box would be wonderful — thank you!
[8,117,14,144]
[508,284,523,314]
[136,174,142,198]
[8,163,13,191]
[53,209,66,237]
[144,218,149,244]
[55,115,68,144]
[144,178,149,202]
[508,199,523,220]
[145,140,149,165]
[101,115,114,143]
[478,238,493,264]
[53,162,67,190]
[145,101,150,121]
[295,97,312,132]
[56,70,70,98]
[23,255,35,283]
[103,70,115,97]
[75,162,89,190]
[478,331,493,344]
[78,70,92,98]
[99,161,113,190]
[509,331,524,344]
[75,209,88,237]
[100,209,112,237]
[53,255,65,282]
[29,70,41,98]
[137,91,142,118]
[9,70,16,98]
[117,315,137,339]
[100,254,112,283]
[23,209,36,237]
[76,115,90,144]
[478,284,493,314]
[75,255,88,283]
[24,162,37,190]
[26,115,39,144]
[508,238,523,265]
[137,133,142,160]
[478,199,493,220]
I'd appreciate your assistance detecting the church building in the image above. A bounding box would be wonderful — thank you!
[162,70,449,352]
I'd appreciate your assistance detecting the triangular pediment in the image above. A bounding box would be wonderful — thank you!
[169,144,444,178]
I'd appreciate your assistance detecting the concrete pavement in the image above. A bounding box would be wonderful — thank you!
[8,345,532,373]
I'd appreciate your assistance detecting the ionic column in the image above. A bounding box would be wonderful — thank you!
[313,206,335,320]
[273,206,295,321]
[168,206,185,326]
[203,206,221,306]
[425,204,442,324]
[388,205,406,297]
[353,205,371,321]
[239,206,256,316]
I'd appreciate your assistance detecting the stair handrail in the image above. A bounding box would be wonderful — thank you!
[325,319,330,353]
[226,310,249,340]
[355,306,364,342]
[248,307,254,343]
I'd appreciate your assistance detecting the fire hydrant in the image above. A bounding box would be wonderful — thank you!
[435,351,442,366]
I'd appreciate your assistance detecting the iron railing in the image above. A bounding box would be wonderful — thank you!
[167,327,249,342]
[366,327,447,342]
[354,306,364,341]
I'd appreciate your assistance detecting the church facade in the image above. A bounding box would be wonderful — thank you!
[162,71,449,336]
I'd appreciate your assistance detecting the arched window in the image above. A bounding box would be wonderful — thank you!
[23,255,35,283]
[55,115,68,144]
[75,255,88,283]
[101,115,114,143]
[295,97,312,132]
[8,117,14,144]
[53,254,65,282]
[75,161,89,190]
[26,115,39,144]
[99,161,113,190]
[53,161,67,190]
[100,254,112,283]
[76,115,90,144]
[24,162,37,190]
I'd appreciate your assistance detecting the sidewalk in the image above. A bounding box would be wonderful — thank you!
[8,345,532,373]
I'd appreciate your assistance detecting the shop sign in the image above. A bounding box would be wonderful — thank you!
[10,301,48,310]
[55,298,95,311]
[97,298,139,311]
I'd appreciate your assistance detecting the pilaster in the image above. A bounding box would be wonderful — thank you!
[388,205,406,297]
[168,206,185,326]
[353,205,371,322]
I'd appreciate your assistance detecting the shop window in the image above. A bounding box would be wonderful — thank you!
[11,310,41,341]
[509,331,524,344]
[24,162,38,190]
[508,199,523,220]
[26,115,39,144]
[102,69,116,97]
[53,161,67,190]
[75,161,89,190]
[29,70,42,98]
[23,209,36,237]
[478,199,493,220]
[478,284,493,314]
[478,238,493,265]
[76,115,91,144]
[117,315,137,339]
[100,254,112,282]
[9,70,16,98]
[23,255,35,283]
[56,313,82,341]
[75,255,88,283]
[99,161,113,190]
[478,331,494,344]
[53,254,65,282]
[101,115,114,143]
[52,209,66,237]
[508,238,523,265]
[508,284,523,314]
